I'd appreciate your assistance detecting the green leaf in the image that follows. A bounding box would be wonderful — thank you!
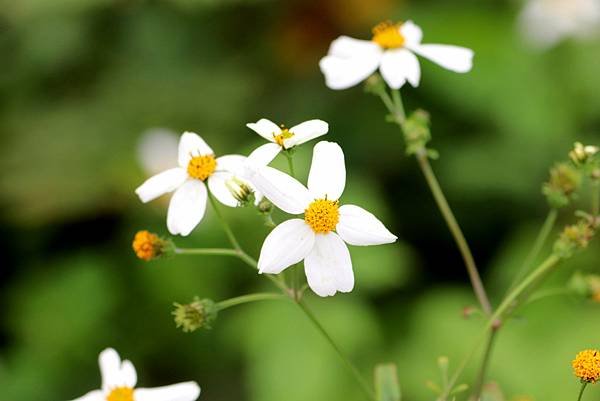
[375,363,401,401]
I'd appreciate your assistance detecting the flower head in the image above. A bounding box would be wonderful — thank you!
[246,141,397,297]
[69,348,200,401]
[319,20,473,90]
[246,119,329,166]
[135,132,259,236]
[173,297,218,332]
[570,142,600,166]
[132,230,172,261]
[573,349,600,383]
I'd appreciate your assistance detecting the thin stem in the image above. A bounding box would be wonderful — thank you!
[217,293,286,310]
[415,151,492,315]
[471,329,498,400]
[175,248,239,257]
[521,287,573,306]
[285,151,296,178]
[378,88,492,315]
[506,209,558,295]
[284,152,302,299]
[577,382,588,401]
[592,180,599,217]
[297,299,376,401]
[208,192,242,250]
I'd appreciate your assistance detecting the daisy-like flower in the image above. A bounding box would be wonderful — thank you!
[247,141,397,297]
[319,20,474,90]
[246,118,329,166]
[135,132,257,236]
[70,348,200,401]
[519,0,600,49]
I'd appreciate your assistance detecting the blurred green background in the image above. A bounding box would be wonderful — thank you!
[1,0,600,400]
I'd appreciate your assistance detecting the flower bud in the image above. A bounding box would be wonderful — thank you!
[225,176,255,207]
[542,163,581,208]
[554,220,595,259]
[570,142,599,166]
[569,272,600,302]
[172,297,218,332]
[364,73,386,95]
[132,230,173,261]
[256,197,273,215]
[402,109,432,156]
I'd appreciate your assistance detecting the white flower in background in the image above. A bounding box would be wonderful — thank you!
[319,20,474,90]
[136,132,257,236]
[247,141,397,297]
[70,348,200,401]
[137,128,179,176]
[246,118,329,166]
[518,0,600,49]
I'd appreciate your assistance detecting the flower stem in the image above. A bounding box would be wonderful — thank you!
[217,293,286,310]
[577,382,588,401]
[471,329,498,400]
[506,209,558,295]
[297,299,376,401]
[592,180,599,217]
[284,152,302,300]
[208,192,242,250]
[175,248,240,257]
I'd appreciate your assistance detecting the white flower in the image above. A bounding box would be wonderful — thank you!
[518,0,600,49]
[69,348,200,401]
[246,141,397,297]
[319,20,474,90]
[246,118,329,166]
[135,132,257,236]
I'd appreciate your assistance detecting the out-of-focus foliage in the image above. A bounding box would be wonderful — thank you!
[1,1,599,401]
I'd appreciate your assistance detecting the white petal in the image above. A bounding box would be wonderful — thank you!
[337,204,397,246]
[246,118,281,142]
[216,154,246,175]
[400,20,423,46]
[69,390,104,401]
[99,348,121,390]
[178,132,214,168]
[411,44,474,73]
[286,119,329,147]
[167,180,208,236]
[121,360,137,388]
[304,233,354,297]
[245,165,312,214]
[207,172,240,208]
[379,48,421,89]
[319,36,382,90]
[258,219,315,274]
[247,143,281,166]
[307,141,346,200]
[135,382,201,401]
[135,168,187,203]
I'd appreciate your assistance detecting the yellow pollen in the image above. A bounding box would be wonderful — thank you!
[106,387,134,401]
[572,349,600,383]
[372,21,405,49]
[132,230,160,261]
[187,154,217,181]
[304,199,340,233]
[273,127,294,148]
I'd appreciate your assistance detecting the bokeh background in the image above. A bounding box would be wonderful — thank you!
[1,0,600,400]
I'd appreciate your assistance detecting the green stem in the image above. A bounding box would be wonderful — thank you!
[175,248,239,257]
[217,293,286,310]
[471,329,498,400]
[208,192,242,250]
[284,152,302,299]
[297,299,376,401]
[378,88,492,316]
[577,382,588,401]
[592,180,599,217]
[285,151,296,178]
[521,287,573,306]
[506,209,558,295]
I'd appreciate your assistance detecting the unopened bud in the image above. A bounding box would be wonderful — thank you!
[172,297,218,332]
[402,109,432,156]
[256,197,273,214]
[132,230,173,261]
[542,163,581,208]
[569,272,600,302]
[570,142,599,166]
[364,73,386,95]
[554,220,595,258]
[225,176,255,206]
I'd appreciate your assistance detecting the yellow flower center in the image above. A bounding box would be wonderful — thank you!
[187,155,217,181]
[572,349,600,383]
[273,127,294,148]
[132,230,160,261]
[372,21,405,49]
[304,199,340,233]
[106,387,134,401]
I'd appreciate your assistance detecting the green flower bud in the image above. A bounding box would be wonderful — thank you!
[570,142,599,166]
[256,197,273,215]
[542,163,582,208]
[172,297,218,332]
[225,177,255,207]
[363,73,386,95]
[554,220,595,259]
[402,109,432,156]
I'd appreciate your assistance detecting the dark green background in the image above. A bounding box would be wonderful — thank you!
[1,0,600,400]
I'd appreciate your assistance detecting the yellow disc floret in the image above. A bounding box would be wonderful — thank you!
[572,349,600,383]
[304,199,340,233]
[107,387,134,401]
[132,230,161,261]
[273,127,295,148]
[187,155,217,181]
[372,21,405,49]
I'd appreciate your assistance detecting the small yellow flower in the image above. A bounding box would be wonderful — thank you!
[572,349,600,383]
[132,230,163,261]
